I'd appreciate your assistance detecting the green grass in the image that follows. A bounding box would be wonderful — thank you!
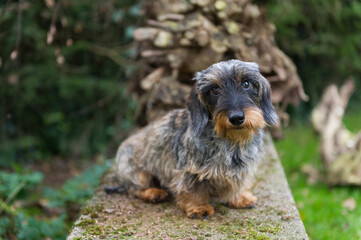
[275,111,361,240]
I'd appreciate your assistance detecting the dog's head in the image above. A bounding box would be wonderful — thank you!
[187,59,278,143]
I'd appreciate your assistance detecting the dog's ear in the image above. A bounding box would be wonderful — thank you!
[260,79,278,125]
[187,87,209,136]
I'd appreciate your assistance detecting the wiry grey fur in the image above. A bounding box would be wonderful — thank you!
[115,59,278,213]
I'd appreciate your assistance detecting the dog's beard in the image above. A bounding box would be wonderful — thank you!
[213,108,266,144]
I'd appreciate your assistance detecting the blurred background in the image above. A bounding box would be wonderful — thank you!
[0,0,360,239]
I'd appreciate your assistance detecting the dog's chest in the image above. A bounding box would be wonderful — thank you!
[185,133,262,169]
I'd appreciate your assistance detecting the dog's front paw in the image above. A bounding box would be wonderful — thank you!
[186,203,214,219]
[139,188,169,203]
[228,191,257,209]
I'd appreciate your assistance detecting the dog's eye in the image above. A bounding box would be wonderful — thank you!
[242,80,250,89]
[211,86,221,95]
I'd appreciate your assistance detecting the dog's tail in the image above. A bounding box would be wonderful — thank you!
[103,185,127,194]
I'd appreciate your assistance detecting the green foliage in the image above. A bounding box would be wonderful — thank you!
[14,213,67,240]
[261,0,361,110]
[275,111,361,239]
[44,161,110,207]
[0,0,140,165]
[0,0,139,238]
[0,161,110,240]
[0,170,43,198]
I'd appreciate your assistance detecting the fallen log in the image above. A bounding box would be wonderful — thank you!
[311,78,361,185]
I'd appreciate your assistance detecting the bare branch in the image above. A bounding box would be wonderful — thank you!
[47,0,62,45]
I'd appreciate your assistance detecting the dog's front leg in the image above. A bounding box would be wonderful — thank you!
[227,190,257,209]
[176,191,214,219]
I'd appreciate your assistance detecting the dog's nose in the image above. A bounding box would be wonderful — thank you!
[228,112,245,126]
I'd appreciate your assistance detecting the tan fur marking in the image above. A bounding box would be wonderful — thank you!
[176,192,214,218]
[225,129,254,143]
[213,107,266,144]
[228,191,257,209]
[204,71,222,86]
[236,70,244,83]
[213,112,230,138]
[136,188,168,203]
[136,171,153,188]
[243,108,266,130]
[175,111,184,126]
